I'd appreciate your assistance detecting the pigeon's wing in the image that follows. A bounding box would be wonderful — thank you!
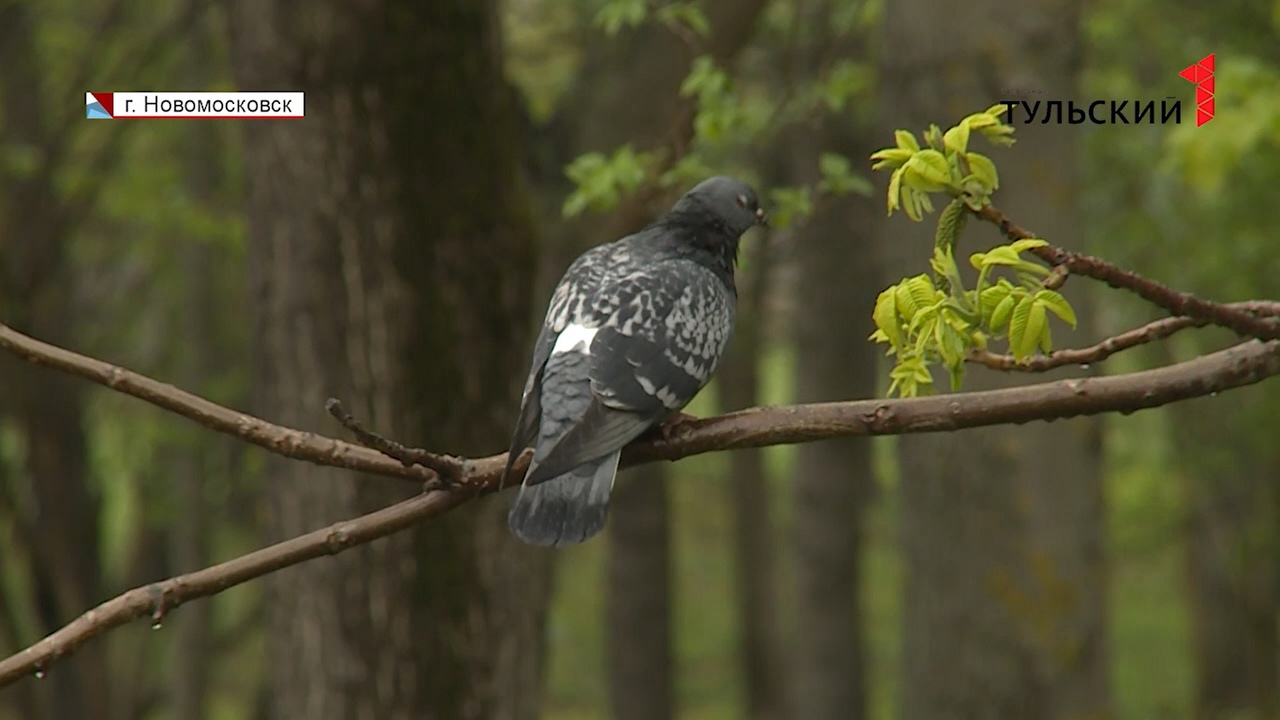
[522,397,654,485]
[499,320,556,488]
[523,259,735,483]
[501,244,617,488]
[589,260,734,414]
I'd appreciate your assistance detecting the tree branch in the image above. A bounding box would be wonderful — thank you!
[0,487,473,687]
[324,398,467,482]
[1,323,1279,686]
[974,204,1280,341]
[968,301,1280,372]
[0,323,434,485]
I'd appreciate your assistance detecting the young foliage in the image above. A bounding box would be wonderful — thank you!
[869,107,1078,397]
[562,145,657,217]
[562,5,874,229]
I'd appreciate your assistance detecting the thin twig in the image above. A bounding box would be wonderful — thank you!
[969,301,1280,372]
[324,398,467,484]
[974,204,1280,341]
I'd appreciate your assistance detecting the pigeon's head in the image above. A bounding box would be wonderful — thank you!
[673,176,768,238]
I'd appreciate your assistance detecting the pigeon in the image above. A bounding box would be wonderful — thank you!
[502,176,767,547]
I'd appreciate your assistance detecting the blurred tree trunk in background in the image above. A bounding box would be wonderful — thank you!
[228,1,549,718]
[535,4,768,717]
[607,467,674,720]
[787,127,878,720]
[0,4,109,718]
[1172,389,1280,719]
[879,1,1110,718]
[167,12,222,718]
[718,228,786,720]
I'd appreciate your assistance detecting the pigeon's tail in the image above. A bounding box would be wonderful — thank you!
[507,450,621,547]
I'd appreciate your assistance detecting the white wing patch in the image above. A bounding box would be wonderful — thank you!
[552,322,599,355]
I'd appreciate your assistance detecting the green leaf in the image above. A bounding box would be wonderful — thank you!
[904,149,951,191]
[659,154,715,187]
[1034,289,1077,327]
[656,2,711,36]
[886,168,903,216]
[818,153,874,196]
[924,124,944,151]
[820,61,872,111]
[943,121,971,155]
[680,55,725,97]
[962,111,1000,131]
[911,314,937,356]
[929,245,954,281]
[895,129,920,153]
[1009,237,1049,253]
[872,287,902,349]
[594,0,648,35]
[979,282,1012,320]
[964,152,999,191]
[890,352,934,398]
[989,293,1017,333]
[893,274,933,321]
[1009,295,1044,359]
[1026,299,1048,355]
[942,314,971,360]
[870,147,914,171]
[767,185,814,228]
[561,145,654,217]
[935,198,968,251]
[902,187,927,221]
[1039,320,1053,354]
[975,245,1022,267]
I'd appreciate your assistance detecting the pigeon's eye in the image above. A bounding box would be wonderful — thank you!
[736,193,748,208]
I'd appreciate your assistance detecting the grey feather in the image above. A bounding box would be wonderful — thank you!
[500,321,557,488]
[507,450,621,546]
[504,176,765,546]
[523,398,658,486]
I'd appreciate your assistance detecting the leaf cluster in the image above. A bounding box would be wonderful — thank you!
[868,107,1079,397]
[564,1,874,228]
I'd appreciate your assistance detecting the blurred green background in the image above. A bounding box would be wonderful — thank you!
[1,0,1277,719]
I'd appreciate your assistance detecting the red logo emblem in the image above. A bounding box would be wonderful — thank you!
[1179,54,1215,127]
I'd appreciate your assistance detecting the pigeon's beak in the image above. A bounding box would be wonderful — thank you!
[754,207,769,227]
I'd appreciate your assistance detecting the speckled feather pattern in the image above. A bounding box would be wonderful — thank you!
[504,176,762,546]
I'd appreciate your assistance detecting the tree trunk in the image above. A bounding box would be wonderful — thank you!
[719,227,787,720]
[535,6,770,717]
[607,466,675,720]
[167,14,223,717]
[0,3,108,717]
[1173,390,1280,720]
[787,127,878,720]
[878,1,1110,718]
[227,2,550,718]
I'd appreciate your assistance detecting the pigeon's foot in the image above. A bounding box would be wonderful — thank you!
[656,412,698,442]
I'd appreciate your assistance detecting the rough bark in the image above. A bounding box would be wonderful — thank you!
[878,1,1111,718]
[226,2,549,718]
[787,127,878,720]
